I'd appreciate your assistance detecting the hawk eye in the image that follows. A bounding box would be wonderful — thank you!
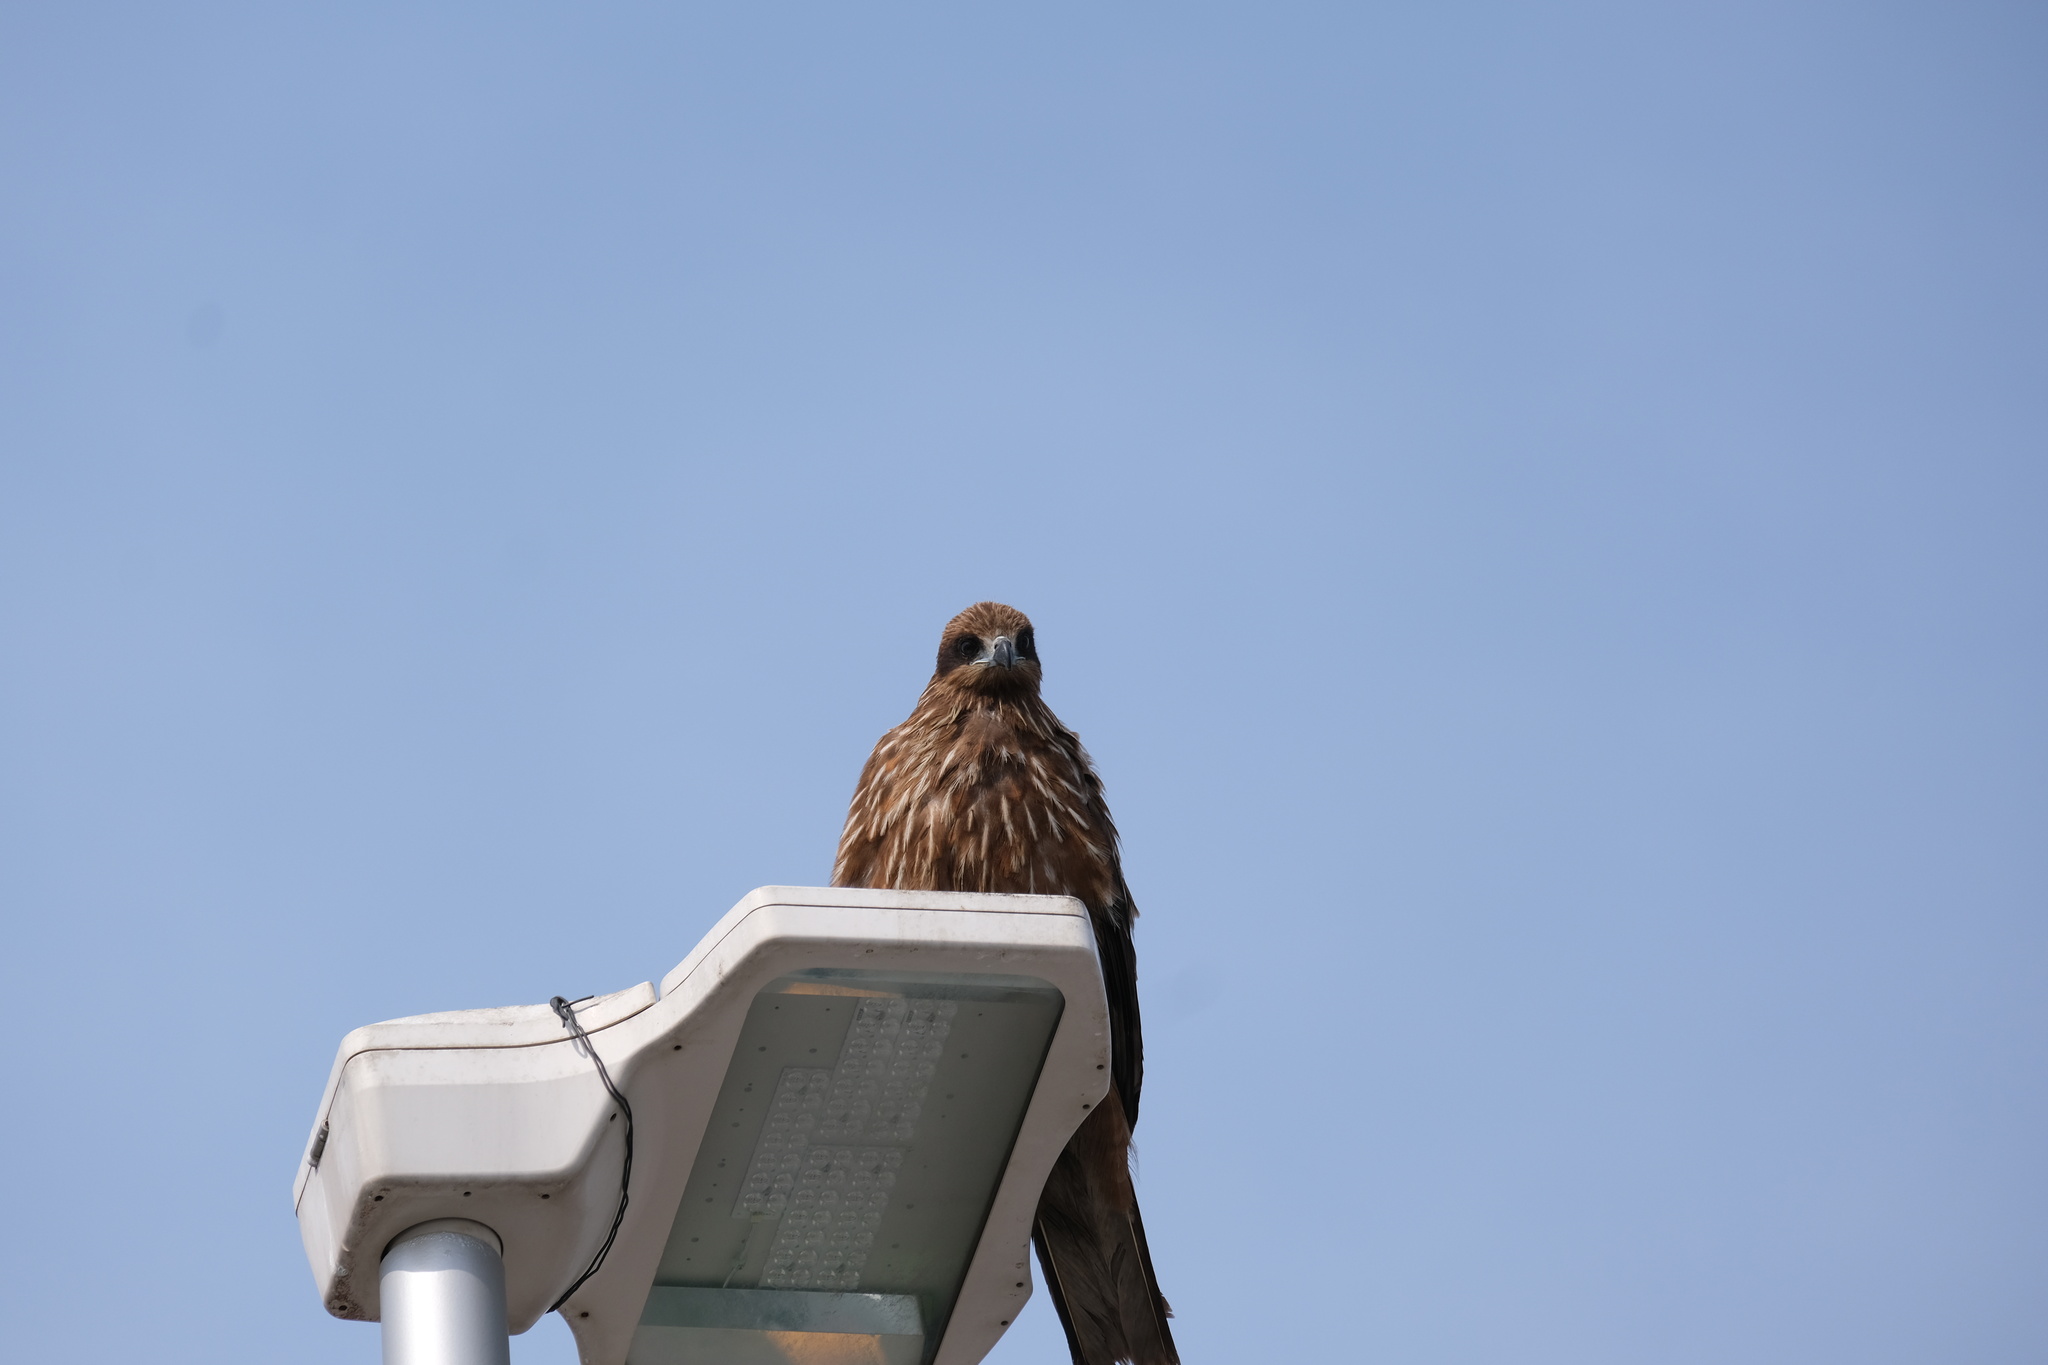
[1017,629,1035,660]
[953,635,982,661]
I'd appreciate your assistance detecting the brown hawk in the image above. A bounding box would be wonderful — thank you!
[833,602,1178,1365]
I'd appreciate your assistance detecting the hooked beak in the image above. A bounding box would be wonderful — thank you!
[980,635,1018,668]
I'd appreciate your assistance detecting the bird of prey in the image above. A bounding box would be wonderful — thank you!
[833,601,1178,1365]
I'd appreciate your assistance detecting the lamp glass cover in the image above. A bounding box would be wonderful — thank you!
[634,969,1064,1365]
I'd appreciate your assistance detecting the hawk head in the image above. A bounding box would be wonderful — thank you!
[931,601,1042,695]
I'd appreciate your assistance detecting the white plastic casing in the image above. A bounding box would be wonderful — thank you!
[293,886,1111,1365]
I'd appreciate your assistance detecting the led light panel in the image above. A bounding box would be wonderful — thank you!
[631,969,1063,1365]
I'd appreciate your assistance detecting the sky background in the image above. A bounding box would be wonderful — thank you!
[3,3,2044,1362]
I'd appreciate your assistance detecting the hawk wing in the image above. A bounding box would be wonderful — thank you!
[1095,875,1145,1127]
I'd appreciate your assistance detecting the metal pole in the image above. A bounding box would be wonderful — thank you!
[380,1219,511,1365]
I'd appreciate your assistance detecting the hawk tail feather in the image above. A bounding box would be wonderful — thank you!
[1030,1099,1179,1365]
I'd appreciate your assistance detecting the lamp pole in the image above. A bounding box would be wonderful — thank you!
[379,1220,512,1365]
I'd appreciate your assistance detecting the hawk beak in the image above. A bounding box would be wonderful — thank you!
[986,636,1018,668]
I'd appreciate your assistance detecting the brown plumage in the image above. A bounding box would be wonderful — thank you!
[833,602,1178,1365]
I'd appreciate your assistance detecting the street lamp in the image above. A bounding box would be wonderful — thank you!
[294,886,1111,1365]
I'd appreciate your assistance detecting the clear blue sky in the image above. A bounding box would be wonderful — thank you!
[2,4,2043,1363]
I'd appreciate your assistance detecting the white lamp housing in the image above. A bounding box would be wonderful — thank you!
[293,887,1112,1365]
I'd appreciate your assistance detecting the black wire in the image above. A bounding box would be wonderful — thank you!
[547,994,635,1314]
